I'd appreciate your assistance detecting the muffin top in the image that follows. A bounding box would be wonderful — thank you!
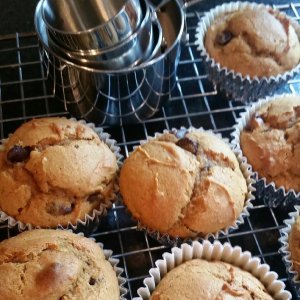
[0,229,120,300]
[204,7,300,78]
[150,259,273,300]
[0,117,118,227]
[289,216,300,276]
[120,130,247,238]
[240,96,300,192]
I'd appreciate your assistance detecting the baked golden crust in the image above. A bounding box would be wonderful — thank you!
[204,7,300,78]
[240,96,300,192]
[120,131,247,238]
[150,259,273,300]
[0,117,118,227]
[0,229,119,300]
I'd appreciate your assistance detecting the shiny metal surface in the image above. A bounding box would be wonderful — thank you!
[141,19,163,63]
[35,0,184,125]
[42,0,143,51]
[46,0,154,70]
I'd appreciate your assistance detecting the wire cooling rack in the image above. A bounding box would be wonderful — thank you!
[0,2,300,299]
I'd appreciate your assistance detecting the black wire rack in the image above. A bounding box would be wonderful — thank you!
[0,2,300,299]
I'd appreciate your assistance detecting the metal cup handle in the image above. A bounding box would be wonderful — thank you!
[153,0,204,44]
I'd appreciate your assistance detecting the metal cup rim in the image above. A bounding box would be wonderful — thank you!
[35,0,184,73]
[41,0,141,35]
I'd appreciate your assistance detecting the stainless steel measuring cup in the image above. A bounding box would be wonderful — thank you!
[46,0,154,70]
[35,0,189,125]
[42,0,143,52]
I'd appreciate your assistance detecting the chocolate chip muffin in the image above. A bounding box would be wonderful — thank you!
[150,259,273,300]
[0,117,118,227]
[288,215,300,277]
[205,6,300,78]
[120,130,248,238]
[240,95,300,192]
[0,229,120,300]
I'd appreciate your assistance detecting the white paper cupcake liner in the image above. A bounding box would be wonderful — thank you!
[279,206,300,296]
[73,231,128,299]
[133,240,291,300]
[195,2,300,103]
[0,118,123,232]
[231,94,300,208]
[124,127,255,246]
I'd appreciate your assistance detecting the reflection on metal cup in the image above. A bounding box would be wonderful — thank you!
[35,0,185,125]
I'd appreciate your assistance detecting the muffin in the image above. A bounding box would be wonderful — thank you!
[137,241,291,300]
[204,7,300,78]
[0,229,120,300]
[195,2,300,102]
[0,117,119,228]
[120,129,249,239]
[150,259,273,299]
[279,206,300,292]
[288,215,300,276]
[240,95,300,193]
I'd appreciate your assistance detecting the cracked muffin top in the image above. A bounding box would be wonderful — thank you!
[240,96,300,192]
[204,7,300,78]
[149,259,273,300]
[0,117,118,227]
[0,229,120,300]
[119,130,247,238]
[288,216,300,277]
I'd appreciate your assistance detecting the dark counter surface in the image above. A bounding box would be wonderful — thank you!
[0,0,38,35]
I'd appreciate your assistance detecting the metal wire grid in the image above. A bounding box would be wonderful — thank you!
[0,2,300,299]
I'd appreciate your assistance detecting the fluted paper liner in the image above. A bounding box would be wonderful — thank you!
[231,94,300,208]
[0,118,123,232]
[123,127,255,246]
[279,206,300,295]
[133,240,291,299]
[195,2,300,103]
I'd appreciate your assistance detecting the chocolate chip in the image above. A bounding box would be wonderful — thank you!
[215,30,233,46]
[284,132,289,140]
[89,277,96,285]
[7,145,31,163]
[47,202,75,216]
[294,106,300,117]
[87,193,103,203]
[176,137,198,155]
[61,204,74,215]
